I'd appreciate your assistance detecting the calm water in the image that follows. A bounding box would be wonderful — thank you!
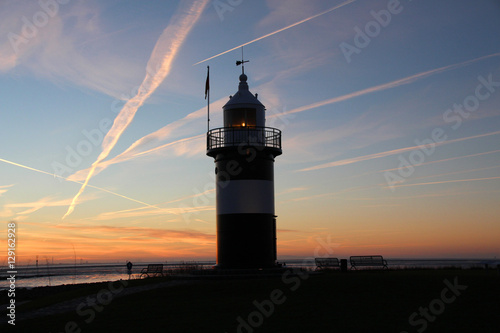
[0,259,497,289]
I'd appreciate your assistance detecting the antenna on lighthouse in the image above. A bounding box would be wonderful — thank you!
[235,47,249,75]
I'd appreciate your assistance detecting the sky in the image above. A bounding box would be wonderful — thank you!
[1,0,499,264]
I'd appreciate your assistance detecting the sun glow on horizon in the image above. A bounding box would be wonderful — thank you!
[1,0,499,262]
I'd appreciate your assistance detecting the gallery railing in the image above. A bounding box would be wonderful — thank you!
[207,126,281,153]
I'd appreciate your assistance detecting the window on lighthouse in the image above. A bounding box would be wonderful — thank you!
[230,108,256,127]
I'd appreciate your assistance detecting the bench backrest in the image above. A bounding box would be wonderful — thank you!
[315,258,339,267]
[350,256,385,265]
[147,264,163,272]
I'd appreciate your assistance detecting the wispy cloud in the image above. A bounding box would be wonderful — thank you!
[68,133,205,182]
[193,0,357,65]
[0,157,162,211]
[281,185,375,203]
[63,0,209,219]
[379,149,500,173]
[280,109,399,164]
[386,176,500,189]
[299,130,500,172]
[0,184,14,196]
[67,94,228,182]
[5,196,93,216]
[276,187,309,196]
[94,188,216,222]
[95,205,213,221]
[0,2,146,96]
[55,225,215,243]
[269,53,500,118]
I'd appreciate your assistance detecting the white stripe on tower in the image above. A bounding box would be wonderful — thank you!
[217,180,274,215]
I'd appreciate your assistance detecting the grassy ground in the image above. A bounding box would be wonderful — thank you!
[5,269,500,332]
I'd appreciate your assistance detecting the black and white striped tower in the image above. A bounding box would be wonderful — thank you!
[207,66,282,269]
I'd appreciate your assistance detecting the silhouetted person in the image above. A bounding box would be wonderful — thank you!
[126,261,133,279]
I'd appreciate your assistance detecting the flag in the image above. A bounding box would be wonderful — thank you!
[205,66,209,99]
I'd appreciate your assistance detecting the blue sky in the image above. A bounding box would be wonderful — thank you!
[1,0,499,262]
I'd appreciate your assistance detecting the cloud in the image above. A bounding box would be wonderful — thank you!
[379,149,500,174]
[193,0,357,65]
[63,0,210,219]
[381,164,500,188]
[0,1,145,97]
[5,196,93,216]
[0,52,17,72]
[270,52,500,118]
[351,149,500,181]
[94,188,215,222]
[67,95,229,182]
[386,176,500,189]
[299,130,500,172]
[280,185,375,203]
[0,157,162,211]
[55,225,215,243]
[70,44,401,183]
[67,122,207,182]
[280,109,401,165]
[0,184,14,196]
[276,187,309,196]
[95,205,213,221]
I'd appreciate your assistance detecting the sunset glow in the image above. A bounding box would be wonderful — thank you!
[1,0,499,264]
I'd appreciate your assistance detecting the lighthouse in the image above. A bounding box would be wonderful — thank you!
[206,65,282,269]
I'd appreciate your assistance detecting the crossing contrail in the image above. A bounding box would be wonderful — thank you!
[0,157,162,210]
[62,0,209,219]
[193,0,357,65]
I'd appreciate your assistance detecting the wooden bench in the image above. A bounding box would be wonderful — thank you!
[140,264,164,278]
[315,258,340,270]
[350,256,388,270]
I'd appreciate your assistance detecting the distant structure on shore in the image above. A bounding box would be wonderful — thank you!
[206,61,282,269]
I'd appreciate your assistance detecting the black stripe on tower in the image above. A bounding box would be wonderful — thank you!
[217,214,277,269]
[214,150,275,181]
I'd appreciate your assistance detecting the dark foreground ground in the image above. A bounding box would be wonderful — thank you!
[1,269,499,332]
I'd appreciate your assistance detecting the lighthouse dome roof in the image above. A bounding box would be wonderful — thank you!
[223,73,264,109]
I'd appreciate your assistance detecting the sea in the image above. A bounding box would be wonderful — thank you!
[1,258,498,290]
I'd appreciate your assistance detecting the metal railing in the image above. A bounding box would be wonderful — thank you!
[207,126,281,151]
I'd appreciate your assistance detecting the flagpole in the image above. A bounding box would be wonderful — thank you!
[206,66,210,132]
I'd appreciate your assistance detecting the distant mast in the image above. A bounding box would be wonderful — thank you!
[206,55,282,269]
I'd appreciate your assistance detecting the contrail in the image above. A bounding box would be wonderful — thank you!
[386,176,500,189]
[193,0,357,66]
[299,130,500,172]
[70,50,499,181]
[63,0,209,219]
[132,134,204,158]
[388,165,500,185]
[67,95,227,182]
[0,157,161,210]
[68,133,205,182]
[379,149,500,173]
[351,149,500,179]
[269,52,500,118]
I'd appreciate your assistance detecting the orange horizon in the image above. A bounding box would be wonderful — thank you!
[5,242,498,266]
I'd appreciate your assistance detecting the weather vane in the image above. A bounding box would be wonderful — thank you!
[236,47,249,75]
